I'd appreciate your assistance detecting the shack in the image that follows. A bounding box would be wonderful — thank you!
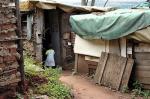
[70,9,150,89]
[0,0,24,98]
[20,0,112,68]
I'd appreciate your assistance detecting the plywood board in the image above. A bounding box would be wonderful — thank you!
[74,35,109,57]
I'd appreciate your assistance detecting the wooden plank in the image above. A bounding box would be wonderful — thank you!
[135,70,150,78]
[135,77,150,84]
[101,53,127,90]
[120,37,127,57]
[134,52,150,60]
[135,60,150,66]
[120,58,134,90]
[94,52,108,84]
[73,54,78,74]
[143,84,150,89]
[134,43,150,52]
[109,39,120,56]
[135,66,150,71]
[98,53,108,84]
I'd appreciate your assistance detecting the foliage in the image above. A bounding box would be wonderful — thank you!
[24,55,71,99]
[131,80,150,99]
[122,85,129,93]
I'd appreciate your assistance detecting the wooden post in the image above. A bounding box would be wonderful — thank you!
[72,54,78,75]
[120,37,127,57]
[91,0,95,6]
[16,0,25,93]
[81,0,88,6]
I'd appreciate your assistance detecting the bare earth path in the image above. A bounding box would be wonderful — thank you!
[60,71,141,99]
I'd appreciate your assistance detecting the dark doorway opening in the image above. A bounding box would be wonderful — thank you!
[42,10,61,66]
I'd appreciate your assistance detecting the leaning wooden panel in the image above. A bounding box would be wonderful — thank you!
[94,52,134,90]
[101,53,127,90]
[94,52,108,84]
[120,58,134,90]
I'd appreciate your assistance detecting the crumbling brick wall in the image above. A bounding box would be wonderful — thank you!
[0,0,21,97]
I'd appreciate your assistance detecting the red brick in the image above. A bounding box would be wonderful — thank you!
[0,57,3,63]
[3,55,16,63]
[0,63,5,68]
[0,42,16,48]
[1,24,16,30]
[9,48,17,54]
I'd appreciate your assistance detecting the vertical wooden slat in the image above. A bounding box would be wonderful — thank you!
[94,52,108,84]
[120,37,127,57]
[120,58,134,90]
[73,54,79,74]
[16,0,25,93]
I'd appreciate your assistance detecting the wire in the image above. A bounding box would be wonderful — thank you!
[104,0,109,7]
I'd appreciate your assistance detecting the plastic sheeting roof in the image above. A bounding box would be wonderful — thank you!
[20,0,113,12]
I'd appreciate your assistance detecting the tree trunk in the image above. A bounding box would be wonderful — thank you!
[81,0,87,6]
[91,0,95,6]
[104,0,109,7]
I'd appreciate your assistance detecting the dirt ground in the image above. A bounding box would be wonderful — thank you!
[60,71,142,99]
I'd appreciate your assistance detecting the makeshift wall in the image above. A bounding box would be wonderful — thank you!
[60,12,75,68]
[33,9,44,62]
[134,42,150,89]
[74,36,127,73]
[74,35,109,57]
[0,0,21,97]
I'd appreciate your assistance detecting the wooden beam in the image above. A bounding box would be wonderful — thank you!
[120,37,127,57]
[72,54,79,75]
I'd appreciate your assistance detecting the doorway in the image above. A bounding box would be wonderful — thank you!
[42,10,61,66]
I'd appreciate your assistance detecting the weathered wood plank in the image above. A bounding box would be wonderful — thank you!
[73,54,78,74]
[135,60,150,66]
[94,52,134,90]
[143,84,150,89]
[135,66,150,71]
[134,43,150,52]
[120,37,127,57]
[101,53,127,90]
[136,77,150,84]
[94,52,108,84]
[109,39,120,56]
[134,52,150,60]
[135,70,150,78]
[120,58,134,90]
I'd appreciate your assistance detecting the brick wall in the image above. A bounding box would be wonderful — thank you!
[0,0,21,97]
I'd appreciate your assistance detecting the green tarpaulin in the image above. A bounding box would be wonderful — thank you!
[70,9,150,40]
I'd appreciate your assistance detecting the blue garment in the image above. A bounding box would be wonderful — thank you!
[45,49,55,67]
